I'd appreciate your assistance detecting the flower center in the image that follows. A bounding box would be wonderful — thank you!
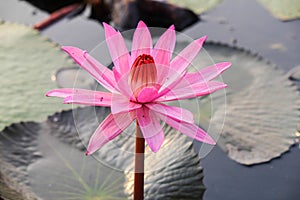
[129,54,157,98]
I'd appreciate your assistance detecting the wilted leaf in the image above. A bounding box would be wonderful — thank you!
[257,0,300,21]
[0,22,72,131]
[110,0,199,31]
[24,0,82,13]
[25,0,199,31]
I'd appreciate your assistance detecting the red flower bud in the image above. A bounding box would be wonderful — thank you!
[129,54,157,98]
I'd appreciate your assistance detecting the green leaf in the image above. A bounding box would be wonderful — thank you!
[0,22,72,131]
[168,0,223,14]
[124,126,206,199]
[174,40,299,165]
[49,106,207,199]
[257,0,300,21]
[0,106,205,199]
[0,116,126,200]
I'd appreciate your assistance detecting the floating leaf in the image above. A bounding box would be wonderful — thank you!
[124,126,205,200]
[0,22,72,131]
[257,0,300,21]
[49,106,206,199]
[49,39,299,166]
[0,106,206,199]
[0,171,34,200]
[55,66,96,89]
[288,65,300,81]
[178,41,299,165]
[168,0,223,14]
[0,113,126,200]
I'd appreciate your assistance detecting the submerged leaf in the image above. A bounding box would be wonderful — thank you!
[257,0,300,21]
[0,22,72,131]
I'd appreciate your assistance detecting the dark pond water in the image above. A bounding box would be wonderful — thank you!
[1,0,300,199]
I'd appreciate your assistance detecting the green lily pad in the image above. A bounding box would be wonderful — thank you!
[0,109,127,200]
[0,22,72,131]
[0,106,206,199]
[168,0,223,14]
[124,126,205,199]
[257,0,300,21]
[50,106,207,199]
[175,41,299,165]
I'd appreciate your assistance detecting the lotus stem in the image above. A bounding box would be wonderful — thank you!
[33,3,82,30]
[134,121,144,200]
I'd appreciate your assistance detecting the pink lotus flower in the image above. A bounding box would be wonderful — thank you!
[46,21,230,155]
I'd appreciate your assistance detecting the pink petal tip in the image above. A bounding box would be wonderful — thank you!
[150,146,161,153]
[137,20,147,28]
[169,24,175,30]
[219,62,232,71]
[45,90,58,97]
[196,36,207,46]
[204,135,216,145]
[102,22,109,27]
[103,22,117,38]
